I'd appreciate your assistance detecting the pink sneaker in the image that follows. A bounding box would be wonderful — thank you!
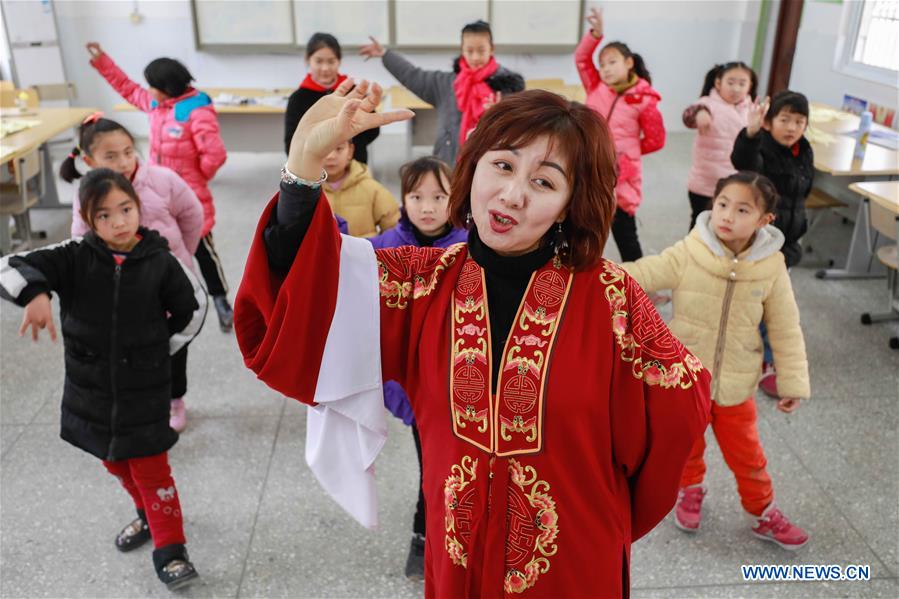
[674,485,706,532]
[169,398,187,433]
[751,503,809,550]
[758,364,779,398]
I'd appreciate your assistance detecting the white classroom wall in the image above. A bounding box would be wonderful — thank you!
[790,0,898,109]
[49,0,766,139]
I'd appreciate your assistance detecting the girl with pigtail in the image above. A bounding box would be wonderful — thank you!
[60,113,204,433]
[574,5,666,263]
[683,62,758,228]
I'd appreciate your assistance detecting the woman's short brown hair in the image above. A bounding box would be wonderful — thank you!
[448,89,617,271]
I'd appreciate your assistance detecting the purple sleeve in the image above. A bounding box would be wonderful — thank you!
[336,215,348,235]
[383,380,415,426]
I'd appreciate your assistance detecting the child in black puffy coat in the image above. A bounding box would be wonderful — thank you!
[0,169,206,590]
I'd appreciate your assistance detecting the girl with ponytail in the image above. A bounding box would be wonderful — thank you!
[682,62,758,228]
[65,113,204,433]
[574,6,666,263]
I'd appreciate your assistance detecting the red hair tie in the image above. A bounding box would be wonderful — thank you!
[82,111,104,125]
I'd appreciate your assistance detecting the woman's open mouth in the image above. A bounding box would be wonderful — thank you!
[489,210,517,233]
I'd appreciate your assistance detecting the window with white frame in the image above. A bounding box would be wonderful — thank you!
[849,0,899,73]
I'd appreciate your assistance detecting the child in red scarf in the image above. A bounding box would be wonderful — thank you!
[360,20,524,163]
[284,32,379,163]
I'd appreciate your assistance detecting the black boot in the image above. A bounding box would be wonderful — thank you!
[115,509,151,552]
[404,533,425,581]
[213,295,233,332]
[153,544,199,591]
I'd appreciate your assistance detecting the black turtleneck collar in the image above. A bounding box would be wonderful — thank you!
[466,226,556,384]
[467,226,554,280]
[412,224,451,248]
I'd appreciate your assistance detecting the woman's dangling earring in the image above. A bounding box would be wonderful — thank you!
[553,221,568,256]
[465,211,472,228]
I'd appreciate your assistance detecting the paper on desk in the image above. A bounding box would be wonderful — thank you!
[0,119,40,138]
[810,106,854,124]
[868,130,899,151]
[254,95,288,108]
[805,127,836,145]
[212,93,245,106]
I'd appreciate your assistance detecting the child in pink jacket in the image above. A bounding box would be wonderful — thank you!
[86,42,233,333]
[574,7,665,262]
[682,62,757,229]
[60,115,204,432]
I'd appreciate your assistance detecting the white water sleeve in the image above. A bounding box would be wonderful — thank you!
[305,234,386,529]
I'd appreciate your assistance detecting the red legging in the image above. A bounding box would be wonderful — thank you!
[679,397,774,517]
[102,452,186,548]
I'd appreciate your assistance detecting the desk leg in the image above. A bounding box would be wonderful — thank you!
[34,142,67,210]
[406,118,413,163]
[0,216,12,255]
[816,198,886,279]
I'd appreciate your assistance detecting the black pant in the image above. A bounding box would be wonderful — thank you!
[195,232,228,297]
[411,423,425,536]
[171,345,188,399]
[688,192,712,230]
[610,208,643,262]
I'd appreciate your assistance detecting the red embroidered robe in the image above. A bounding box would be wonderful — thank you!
[235,195,712,598]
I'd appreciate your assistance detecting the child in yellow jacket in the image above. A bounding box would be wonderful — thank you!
[322,139,400,237]
[622,171,811,551]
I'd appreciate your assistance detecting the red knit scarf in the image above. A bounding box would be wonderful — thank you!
[299,73,348,93]
[453,56,498,146]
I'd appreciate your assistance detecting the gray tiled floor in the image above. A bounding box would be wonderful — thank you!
[1,132,897,598]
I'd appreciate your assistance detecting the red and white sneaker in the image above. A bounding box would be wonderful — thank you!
[674,485,706,532]
[751,503,809,550]
[758,364,779,398]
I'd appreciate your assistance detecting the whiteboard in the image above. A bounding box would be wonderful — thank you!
[395,0,488,47]
[294,1,389,47]
[12,44,65,88]
[195,0,294,46]
[491,0,581,46]
[2,0,57,44]
[192,0,583,49]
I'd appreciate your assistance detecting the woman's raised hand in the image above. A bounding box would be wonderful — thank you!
[746,96,770,137]
[287,78,413,179]
[586,6,603,39]
[359,36,386,60]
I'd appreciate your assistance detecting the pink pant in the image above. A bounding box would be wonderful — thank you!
[103,452,186,548]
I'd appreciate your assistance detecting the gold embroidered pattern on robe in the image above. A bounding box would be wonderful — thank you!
[599,261,704,387]
[450,256,572,456]
[444,455,478,567]
[505,459,559,594]
[377,243,465,309]
[442,456,560,596]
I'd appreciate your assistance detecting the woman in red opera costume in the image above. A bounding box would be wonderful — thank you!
[235,79,711,598]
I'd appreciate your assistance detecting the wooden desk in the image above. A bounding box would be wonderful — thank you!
[1,107,96,211]
[850,181,899,349]
[810,102,895,137]
[812,134,899,177]
[1,107,95,165]
[387,86,432,111]
[387,81,587,158]
[114,88,293,152]
[525,82,587,103]
[113,87,294,116]
[808,102,898,279]
[849,181,899,215]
